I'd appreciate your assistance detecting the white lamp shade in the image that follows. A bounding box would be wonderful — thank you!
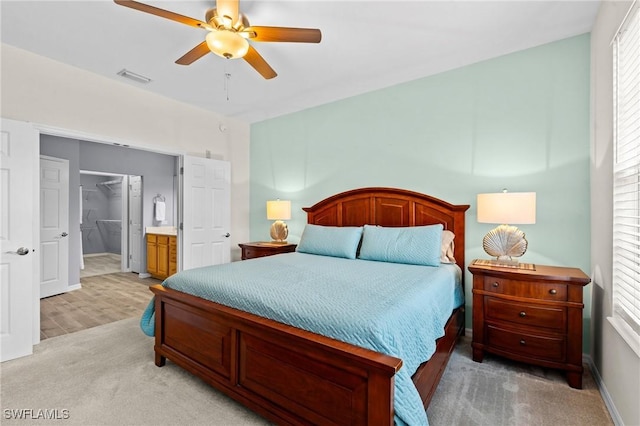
[477,192,536,225]
[266,200,291,220]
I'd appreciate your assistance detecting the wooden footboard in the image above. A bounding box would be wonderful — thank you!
[152,284,464,425]
[152,284,403,425]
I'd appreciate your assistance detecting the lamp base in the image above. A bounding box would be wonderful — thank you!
[482,224,528,261]
[270,220,288,243]
[492,257,520,266]
[473,258,536,270]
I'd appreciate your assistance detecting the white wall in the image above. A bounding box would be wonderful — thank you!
[1,43,251,260]
[590,1,640,425]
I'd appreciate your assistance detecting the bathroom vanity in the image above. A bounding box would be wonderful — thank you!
[146,227,177,280]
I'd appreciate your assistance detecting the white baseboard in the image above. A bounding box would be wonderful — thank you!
[83,252,120,258]
[138,273,151,279]
[583,354,623,426]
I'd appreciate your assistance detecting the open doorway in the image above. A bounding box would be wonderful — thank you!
[39,134,178,339]
[40,134,178,287]
[79,172,142,278]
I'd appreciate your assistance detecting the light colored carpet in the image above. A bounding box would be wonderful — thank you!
[1,318,268,426]
[427,340,613,426]
[1,318,612,426]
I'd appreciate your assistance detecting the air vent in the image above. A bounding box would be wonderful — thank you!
[117,69,151,84]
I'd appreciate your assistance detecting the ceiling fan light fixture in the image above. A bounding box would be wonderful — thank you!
[206,30,249,59]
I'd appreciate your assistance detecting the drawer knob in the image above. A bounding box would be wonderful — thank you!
[520,339,526,345]
[519,311,527,318]
[492,282,499,288]
[549,289,557,295]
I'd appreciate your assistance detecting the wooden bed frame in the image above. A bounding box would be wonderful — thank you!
[150,187,469,425]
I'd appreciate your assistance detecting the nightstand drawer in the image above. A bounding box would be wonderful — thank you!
[483,276,567,301]
[243,248,267,259]
[239,242,297,260]
[486,297,566,331]
[487,324,565,362]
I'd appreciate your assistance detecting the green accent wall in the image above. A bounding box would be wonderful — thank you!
[250,34,591,349]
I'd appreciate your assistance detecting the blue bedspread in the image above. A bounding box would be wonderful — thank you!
[141,252,463,426]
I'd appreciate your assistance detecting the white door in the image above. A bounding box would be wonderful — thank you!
[40,156,69,298]
[129,175,142,273]
[182,156,230,270]
[1,118,38,361]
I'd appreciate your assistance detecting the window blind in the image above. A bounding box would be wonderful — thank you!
[612,0,640,355]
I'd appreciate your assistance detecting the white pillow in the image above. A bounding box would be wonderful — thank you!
[441,230,456,264]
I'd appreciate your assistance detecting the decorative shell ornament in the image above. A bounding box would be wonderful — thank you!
[482,224,528,261]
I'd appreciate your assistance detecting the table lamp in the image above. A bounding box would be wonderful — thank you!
[477,190,536,265]
[266,199,291,243]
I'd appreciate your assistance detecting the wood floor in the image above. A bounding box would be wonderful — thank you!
[40,272,161,340]
[80,253,121,278]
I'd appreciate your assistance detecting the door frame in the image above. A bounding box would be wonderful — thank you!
[35,122,183,278]
[128,175,143,273]
[34,123,184,334]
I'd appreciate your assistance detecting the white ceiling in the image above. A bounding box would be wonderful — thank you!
[1,0,600,124]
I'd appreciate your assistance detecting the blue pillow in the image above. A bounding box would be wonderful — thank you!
[296,224,363,259]
[359,224,444,266]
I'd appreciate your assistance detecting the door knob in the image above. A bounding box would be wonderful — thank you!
[16,247,30,256]
[60,232,68,237]
[224,233,231,238]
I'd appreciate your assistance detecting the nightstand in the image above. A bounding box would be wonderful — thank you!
[238,242,297,260]
[468,259,590,389]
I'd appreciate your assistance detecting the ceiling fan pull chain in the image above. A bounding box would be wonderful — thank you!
[224,72,231,101]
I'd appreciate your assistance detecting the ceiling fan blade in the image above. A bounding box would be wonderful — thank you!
[175,41,211,65]
[216,0,239,24]
[244,26,322,43]
[114,0,207,29]
[243,45,277,79]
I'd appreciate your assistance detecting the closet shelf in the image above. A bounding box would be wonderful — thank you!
[96,180,121,193]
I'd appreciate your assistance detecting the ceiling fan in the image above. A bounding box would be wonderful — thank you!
[113,0,322,79]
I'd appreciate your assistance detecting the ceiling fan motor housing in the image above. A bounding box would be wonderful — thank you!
[205,8,249,30]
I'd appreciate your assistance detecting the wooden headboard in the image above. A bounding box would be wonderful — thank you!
[303,187,470,272]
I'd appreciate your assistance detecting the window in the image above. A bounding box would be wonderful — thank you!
[611,1,640,357]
